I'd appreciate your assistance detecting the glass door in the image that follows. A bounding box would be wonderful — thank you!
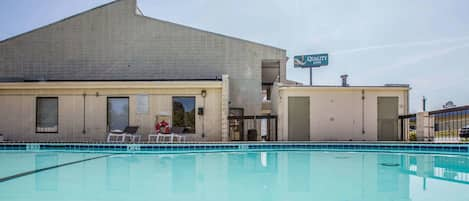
[107,97,129,131]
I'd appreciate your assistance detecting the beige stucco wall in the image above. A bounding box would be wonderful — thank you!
[274,86,409,141]
[0,81,223,142]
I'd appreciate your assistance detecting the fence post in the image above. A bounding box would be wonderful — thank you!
[221,74,230,142]
[399,118,404,140]
[416,112,433,141]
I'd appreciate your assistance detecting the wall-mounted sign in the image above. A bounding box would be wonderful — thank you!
[294,53,328,68]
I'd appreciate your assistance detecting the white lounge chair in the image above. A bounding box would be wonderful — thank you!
[148,127,185,143]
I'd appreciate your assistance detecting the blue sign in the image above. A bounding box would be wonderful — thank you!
[294,53,328,68]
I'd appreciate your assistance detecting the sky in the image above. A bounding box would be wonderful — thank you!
[1,0,468,112]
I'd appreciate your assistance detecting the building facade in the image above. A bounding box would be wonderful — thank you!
[0,0,285,142]
[0,80,228,142]
[272,84,409,141]
[0,0,409,142]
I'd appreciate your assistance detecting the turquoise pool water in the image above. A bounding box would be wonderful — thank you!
[0,150,468,201]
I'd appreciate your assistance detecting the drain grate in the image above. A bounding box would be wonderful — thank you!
[380,163,400,167]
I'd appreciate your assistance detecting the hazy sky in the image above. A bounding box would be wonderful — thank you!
[1,0,468,112]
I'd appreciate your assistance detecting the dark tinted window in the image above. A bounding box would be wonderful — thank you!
[36,97,58,133]
[172,97,195,133]
[107,97,129,131]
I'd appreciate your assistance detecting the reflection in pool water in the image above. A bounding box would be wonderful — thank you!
[35,153,58,191]
[0,151,468,201]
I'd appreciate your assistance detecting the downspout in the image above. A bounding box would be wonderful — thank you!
[202,96,205,138]
[82,93,86,134]
[361,90,365,135]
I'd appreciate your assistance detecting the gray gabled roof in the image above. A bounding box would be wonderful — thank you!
[0,0,286,82]
[0,0,285,51]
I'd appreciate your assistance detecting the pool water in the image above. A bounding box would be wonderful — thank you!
[0,151,468,201]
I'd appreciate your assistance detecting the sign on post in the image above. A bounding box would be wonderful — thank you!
[293,53,328,86]
[294,53,328,68]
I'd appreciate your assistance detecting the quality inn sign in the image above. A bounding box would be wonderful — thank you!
[294,53,328,68]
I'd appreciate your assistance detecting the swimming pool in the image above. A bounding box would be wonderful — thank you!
[0,143,468,201]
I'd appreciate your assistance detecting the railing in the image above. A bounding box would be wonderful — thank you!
[261,100,272,111]
[398,114,416,141]
[228,115,278,141]
[399,105,469,142]
[430,105,469,142]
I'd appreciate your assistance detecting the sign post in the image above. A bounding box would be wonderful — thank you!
[294,53,328,86]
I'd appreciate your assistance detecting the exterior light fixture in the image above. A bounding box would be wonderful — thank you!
[201,90,207,98]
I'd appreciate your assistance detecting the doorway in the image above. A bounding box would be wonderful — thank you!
[107,97,129,131]
[378,97,399,141]
[288,97,310,141]
[229,108,244,141]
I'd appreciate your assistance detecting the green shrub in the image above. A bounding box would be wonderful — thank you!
[409,131,417,141]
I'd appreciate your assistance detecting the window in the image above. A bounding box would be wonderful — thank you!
[172,97,196,133]
[107,97,129,131]
[36,97,58,133]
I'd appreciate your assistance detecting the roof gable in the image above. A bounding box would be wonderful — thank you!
[0,0,284,51]
[0,0,285,82]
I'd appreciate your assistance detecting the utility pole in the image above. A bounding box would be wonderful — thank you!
[422,96,427,112]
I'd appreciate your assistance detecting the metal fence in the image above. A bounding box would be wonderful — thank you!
[228,115,278,141]
[399,105,469,142]
[430,106,469,142]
